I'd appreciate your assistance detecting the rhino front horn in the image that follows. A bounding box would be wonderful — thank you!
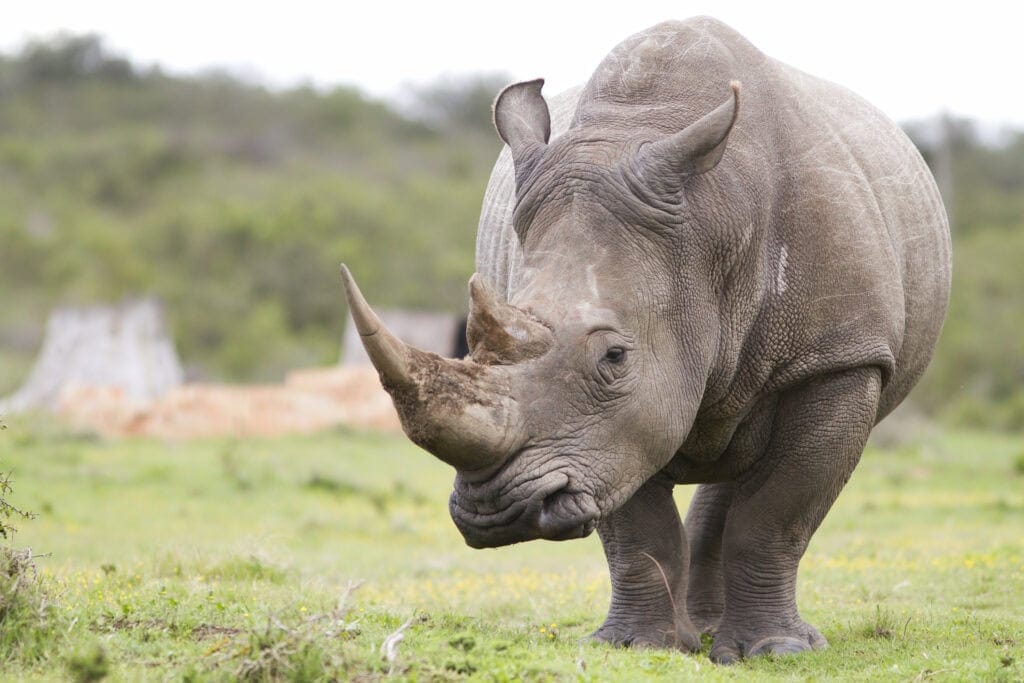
[339,264,525,472]
[339,265,412,388]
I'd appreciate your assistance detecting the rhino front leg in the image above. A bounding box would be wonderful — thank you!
[592,477,701,652]
[711,367,882,664]
[684,482,736,634]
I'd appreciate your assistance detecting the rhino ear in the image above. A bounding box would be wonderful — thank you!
[635,81,740,194]
[494,79,550,186]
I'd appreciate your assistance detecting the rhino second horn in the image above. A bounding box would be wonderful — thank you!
[467,273,553,365]
[339,265,523,472]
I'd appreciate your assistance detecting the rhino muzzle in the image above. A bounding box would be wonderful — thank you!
[449,468,600,548]
[340,265,550,472]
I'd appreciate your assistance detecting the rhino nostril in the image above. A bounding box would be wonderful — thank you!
[540,486,572,521]
[538,483,597,540]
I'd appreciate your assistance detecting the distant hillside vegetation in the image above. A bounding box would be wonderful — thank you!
[0,35,504,382]
[904,119,1024,429]
[1,36,1022,428]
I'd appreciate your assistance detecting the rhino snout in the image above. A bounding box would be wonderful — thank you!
[449,469,599,548]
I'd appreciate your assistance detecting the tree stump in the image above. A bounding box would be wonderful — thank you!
[0,299,183,414]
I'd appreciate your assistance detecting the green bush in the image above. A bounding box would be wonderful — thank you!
[0,547,62,664]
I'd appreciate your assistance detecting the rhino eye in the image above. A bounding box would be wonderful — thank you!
[603,347,626,364]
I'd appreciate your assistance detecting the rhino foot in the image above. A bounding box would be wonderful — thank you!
[710,620,827,664]
[686,601,722,635]
[590,618,701,652]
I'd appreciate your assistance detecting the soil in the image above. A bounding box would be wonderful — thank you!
[57,366,401,439]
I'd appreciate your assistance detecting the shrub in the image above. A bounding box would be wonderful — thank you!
[0,546,61,663]
[1,424,59,664]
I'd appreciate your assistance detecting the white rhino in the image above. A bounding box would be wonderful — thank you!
[342,17,950,662]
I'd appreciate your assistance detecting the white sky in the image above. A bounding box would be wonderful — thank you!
[2,1,1021,126]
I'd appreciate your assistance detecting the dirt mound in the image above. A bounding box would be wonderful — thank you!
[57,366,400,439]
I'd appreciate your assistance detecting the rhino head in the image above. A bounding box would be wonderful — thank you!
[342,78,740,548]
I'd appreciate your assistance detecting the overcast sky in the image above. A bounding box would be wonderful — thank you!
[2,1,1020,126]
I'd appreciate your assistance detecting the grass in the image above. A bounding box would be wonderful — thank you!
[0,419,1022,681]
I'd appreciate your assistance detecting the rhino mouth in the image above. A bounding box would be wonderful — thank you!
[449,468,599,548]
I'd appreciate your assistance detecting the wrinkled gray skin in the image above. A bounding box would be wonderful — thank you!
[343,17,950,663]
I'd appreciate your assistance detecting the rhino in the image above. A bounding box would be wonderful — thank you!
[341,16,951,663]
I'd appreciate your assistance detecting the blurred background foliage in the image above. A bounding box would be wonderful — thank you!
[0,35,1021,428]
[0,34,505,383]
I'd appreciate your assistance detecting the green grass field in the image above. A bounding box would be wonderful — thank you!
[1,419,1022,681]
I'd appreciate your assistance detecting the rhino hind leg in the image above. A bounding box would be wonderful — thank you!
[591,477,700,652]
[710,366,882,664]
